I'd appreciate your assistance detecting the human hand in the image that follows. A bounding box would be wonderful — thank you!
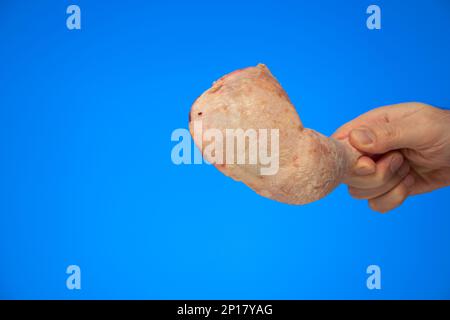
[332,102,450,213]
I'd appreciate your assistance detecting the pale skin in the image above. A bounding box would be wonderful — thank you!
[332,102,450,213]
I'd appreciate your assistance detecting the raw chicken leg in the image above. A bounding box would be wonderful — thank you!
[189,64,361,204]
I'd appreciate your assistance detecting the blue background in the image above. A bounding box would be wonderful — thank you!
[0,0,449,299]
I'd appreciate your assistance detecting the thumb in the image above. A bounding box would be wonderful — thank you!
[349,121,419,154]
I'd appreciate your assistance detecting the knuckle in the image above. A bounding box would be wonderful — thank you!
[370,123,400,152]
[378,124,397,143]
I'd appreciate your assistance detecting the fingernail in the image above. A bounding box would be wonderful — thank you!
[389,155,403,173]
[352,128,374,146]
[404,175,415,188]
